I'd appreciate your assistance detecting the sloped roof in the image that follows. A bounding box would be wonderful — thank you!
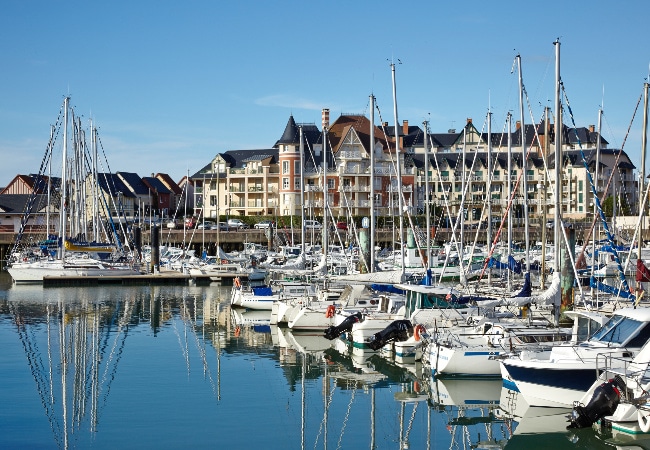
[142,177,172,194]
[0,174,62,195]
[548,148,633,170]
[155,173,183,195]
[0,194,52,214]
[327,114,390,155]
[277,115,300,145]
[97,173,137,198]
[117,172,150,195]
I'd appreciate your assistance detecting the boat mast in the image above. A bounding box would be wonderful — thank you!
[423,119,431,269]
[299,126,306,257]
[391,62,405,281]
[517,54,531,272]
[591,107,603,297]
[507,112,513,291]
[640,81,649,260]
[487,109,493,285]
[60,96,70,261]
[370,94,376,272]
[553,40,562,274]
[47,125,54,241]
[322,122,328,278]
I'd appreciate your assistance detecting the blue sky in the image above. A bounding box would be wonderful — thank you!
[1,1,649,186]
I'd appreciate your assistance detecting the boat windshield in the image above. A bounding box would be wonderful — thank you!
[588,315,647,345]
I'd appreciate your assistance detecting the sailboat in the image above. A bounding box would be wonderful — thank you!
[7,97,141,282]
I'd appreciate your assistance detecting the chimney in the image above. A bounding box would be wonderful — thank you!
[589,124,595,133]
[515,121,521,130]
[321,108,330,131]
[402,120,409,136]
[466,118,472,124]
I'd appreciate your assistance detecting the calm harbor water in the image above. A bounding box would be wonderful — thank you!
[0,271,643,450]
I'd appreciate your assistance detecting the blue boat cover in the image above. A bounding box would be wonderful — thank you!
[252,286,273,296]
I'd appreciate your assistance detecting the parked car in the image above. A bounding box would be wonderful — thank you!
[184,217,197,229]
[166,219,180,229]
[336,221,348,231]
[227,218,249,229]
[254,220,274,229]
[197,220,216,229]
[218,222,231,231]
[304,220,322,230]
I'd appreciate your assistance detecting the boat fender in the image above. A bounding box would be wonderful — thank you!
[325,305,336,318]
[414,324,425,341]
[234,277,241,288]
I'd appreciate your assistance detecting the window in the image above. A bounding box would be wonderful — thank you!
[294,161,300,174]
[327,179,335,189]
[282,178,289,190]
[282,161,289,174]
[294,177,300,190]
[210,195,216,207]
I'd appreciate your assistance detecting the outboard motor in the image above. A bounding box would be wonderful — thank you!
[367,320,414,351]
[323,312,363,340]
[567,376,625,429]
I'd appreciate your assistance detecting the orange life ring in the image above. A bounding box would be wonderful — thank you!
[234,277,241,288]
[414,324,426,341]
[325,305,336,318]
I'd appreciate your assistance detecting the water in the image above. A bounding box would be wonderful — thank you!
[0,272,642,449]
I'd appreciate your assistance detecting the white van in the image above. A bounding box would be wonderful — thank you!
[304,220,322,229]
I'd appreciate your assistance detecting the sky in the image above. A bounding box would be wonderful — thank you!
[1,1,649,186]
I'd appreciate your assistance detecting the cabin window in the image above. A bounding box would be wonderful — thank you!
[626,323,650,348]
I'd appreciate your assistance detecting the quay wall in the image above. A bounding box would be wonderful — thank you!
[1,226,551,271]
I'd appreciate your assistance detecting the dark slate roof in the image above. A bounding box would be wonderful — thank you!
[97,173,137,198]
[142,177,171,194]
[428,133,459,148]
[548,148,634,170]
[117,172,150,195]
[382,124,425,148]
[198,149,278,175]
[277,115,300,145]
[0,194,52,214]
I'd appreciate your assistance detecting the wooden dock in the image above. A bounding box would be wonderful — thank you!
[41,271,247,287]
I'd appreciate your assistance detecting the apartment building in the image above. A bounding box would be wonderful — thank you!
[189,112,638,224]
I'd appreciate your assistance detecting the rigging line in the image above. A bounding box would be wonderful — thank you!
[522,88,586,299]
[577,98,642,267]
[561,82,632,296]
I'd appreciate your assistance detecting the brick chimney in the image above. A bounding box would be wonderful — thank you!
[515,121,521,130]
[322,108,330,131]
[589,124,595,133]
[402,120,409,135]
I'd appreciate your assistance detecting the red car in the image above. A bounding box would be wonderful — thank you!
[336,221,348,231]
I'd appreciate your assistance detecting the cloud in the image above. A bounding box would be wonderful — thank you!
[254,94,324,111]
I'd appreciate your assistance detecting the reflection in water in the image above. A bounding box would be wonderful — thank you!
[0,277,638,449]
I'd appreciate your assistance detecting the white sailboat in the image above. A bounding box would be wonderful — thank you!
[7,97,140,282]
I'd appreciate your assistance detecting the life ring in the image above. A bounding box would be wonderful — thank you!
[414,324,426,341]
[234,277,241,288]
[325,305,336,318]
[639,408,650,433]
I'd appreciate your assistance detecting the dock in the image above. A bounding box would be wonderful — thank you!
[41,271,247,287]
